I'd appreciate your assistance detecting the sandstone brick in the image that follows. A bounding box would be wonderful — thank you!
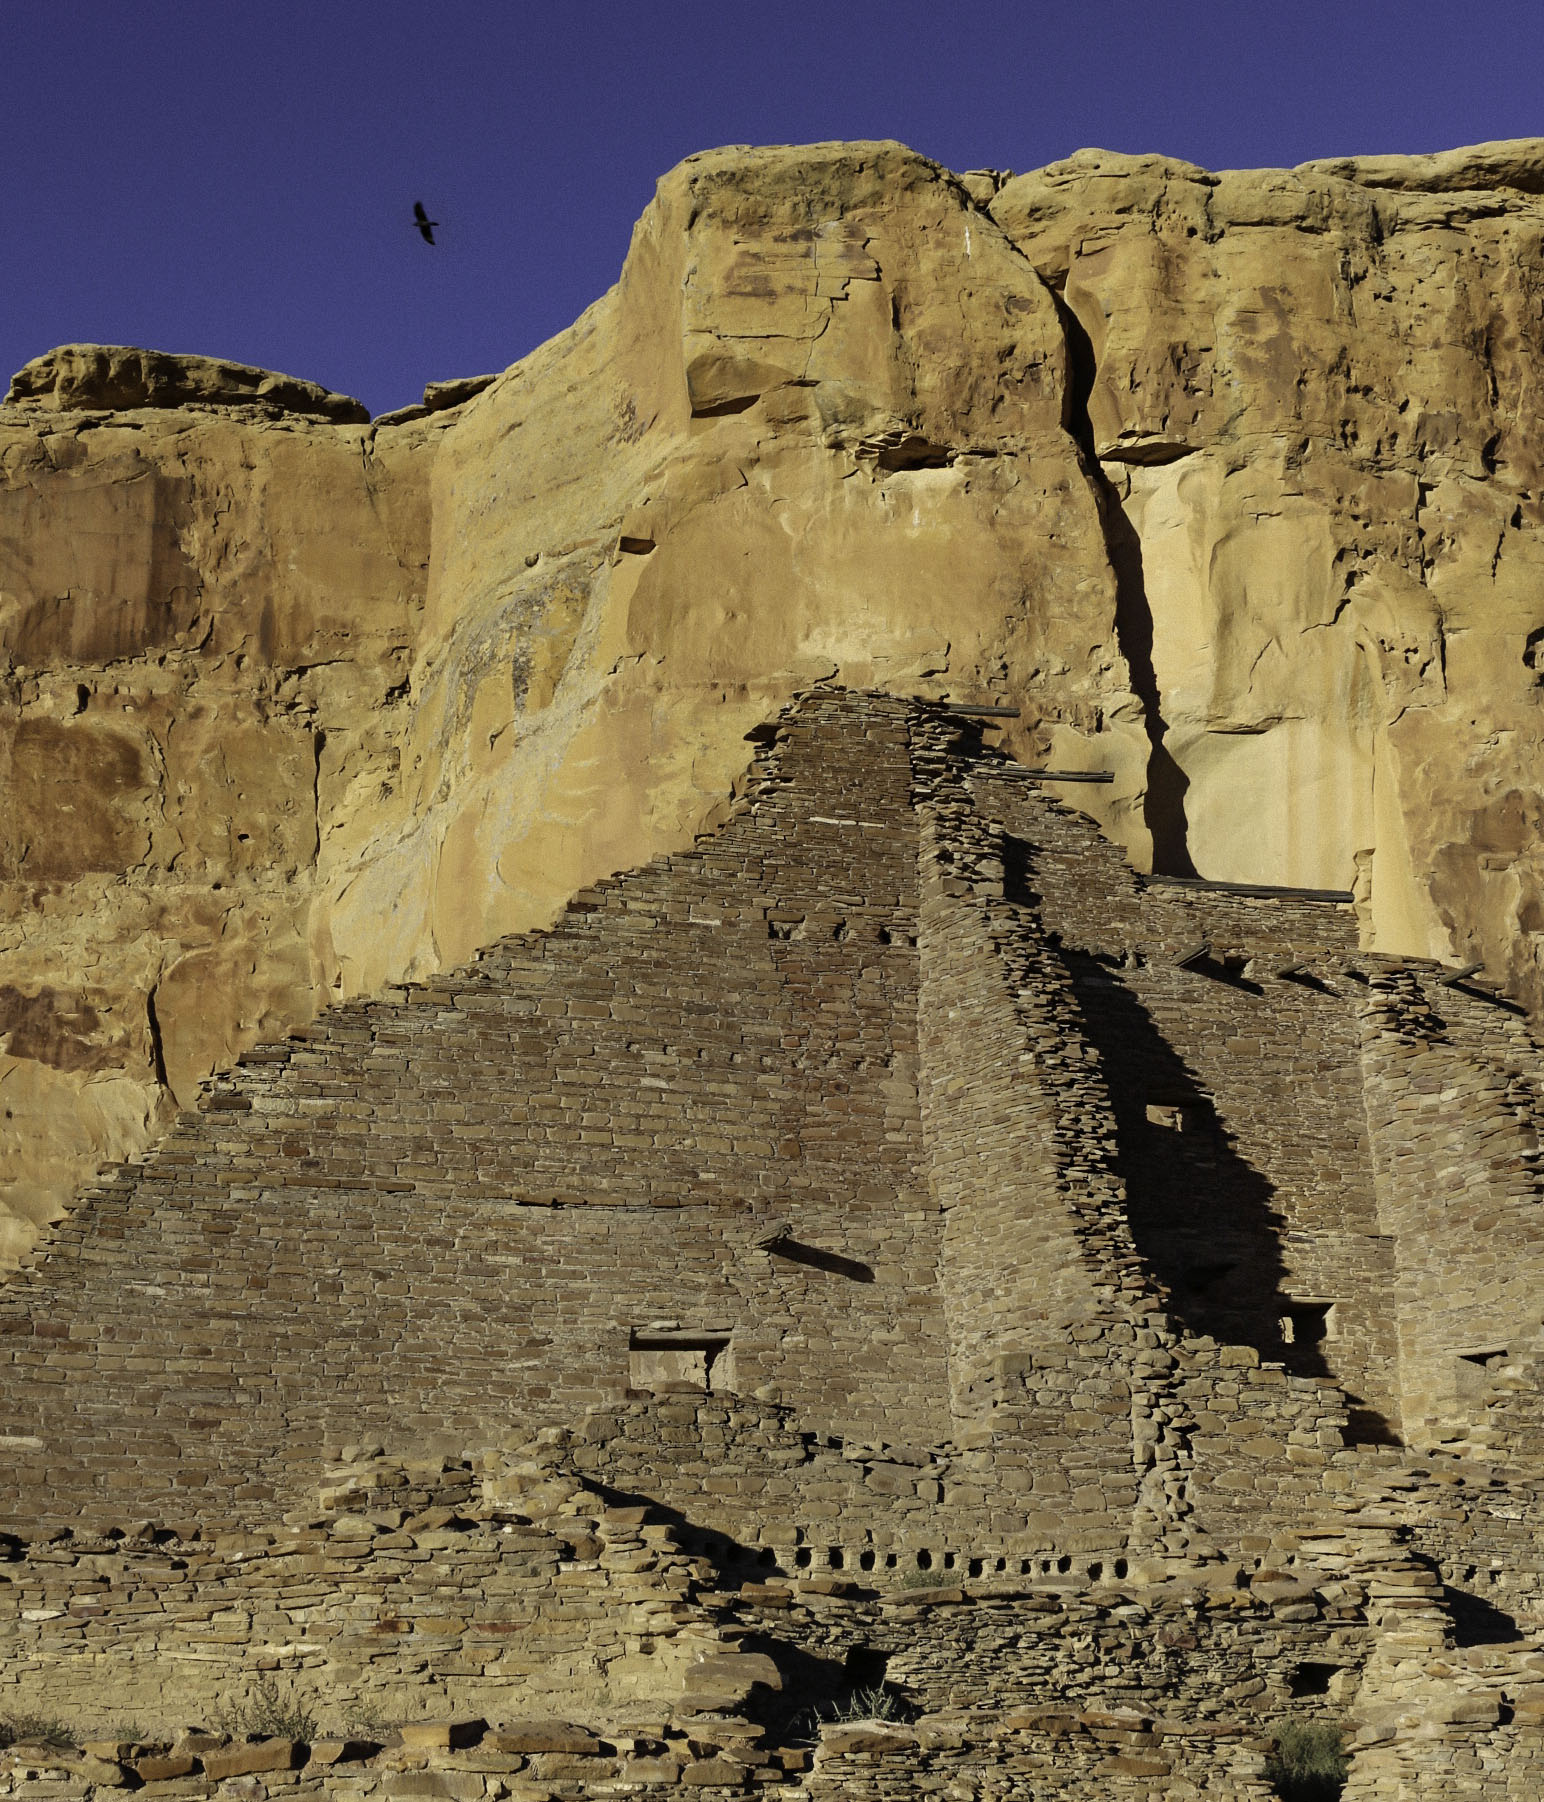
[200,1739,300,1780]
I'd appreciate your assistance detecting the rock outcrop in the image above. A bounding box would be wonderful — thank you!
[7,343,370,422]
[3,136,1543,1262]
[989,142,1544,978]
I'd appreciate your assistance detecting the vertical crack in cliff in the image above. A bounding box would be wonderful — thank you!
[1055,296,1198,877]
[145,982,169,1091]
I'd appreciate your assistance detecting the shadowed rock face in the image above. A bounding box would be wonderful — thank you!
[2,135,1543,1263]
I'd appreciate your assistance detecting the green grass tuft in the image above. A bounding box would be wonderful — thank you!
[1266,1720,1348,1801]
[823,1683,907,1724]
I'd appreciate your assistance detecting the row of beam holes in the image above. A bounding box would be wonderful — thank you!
[701,1540,1129,1582]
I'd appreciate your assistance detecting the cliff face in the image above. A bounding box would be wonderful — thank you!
[3,138,1543,1262]
[991,142,1544,966]
[0,354,433,1259]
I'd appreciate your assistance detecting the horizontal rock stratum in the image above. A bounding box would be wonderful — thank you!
[2,136,1544,1262]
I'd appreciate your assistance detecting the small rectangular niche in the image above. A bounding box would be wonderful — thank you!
[629,1326,735,1394]
[1280,1300,1336,1347]
[1454,1347,1508,1401]
[1146,1100,1208,1133]
[1289,1661,1339,1698]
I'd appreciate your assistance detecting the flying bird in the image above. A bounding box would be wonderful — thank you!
[413,201,438,245]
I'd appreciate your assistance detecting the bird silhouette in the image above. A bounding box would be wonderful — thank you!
[413,201,438,246]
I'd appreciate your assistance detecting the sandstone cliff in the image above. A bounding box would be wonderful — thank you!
[3,138,1542,1263]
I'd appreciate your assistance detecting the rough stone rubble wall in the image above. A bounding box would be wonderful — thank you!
[0,689,1489,1546]
[1358,965,1544,1443]
[0,695,950,1528]
[983,766,1401,1431]
[0,1430,1388,1799]
[911,715,1155,1558]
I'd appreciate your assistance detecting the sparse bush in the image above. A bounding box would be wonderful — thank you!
[824,1683,907,1723]
[207,1699,246,1741]
[790,1682,911,1738]
[341,1700,391,1740]
[210,1676,318,1743]
[246,1676,318,1742]
[0,1713,77,1752]
[898,1567,950,1589]
[1266,1720,1348,1802]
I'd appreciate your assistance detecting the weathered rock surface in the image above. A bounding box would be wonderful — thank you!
[3,136,1543,1262]
[6,343,370,422]
[990,140,1544,981]
[0,375,434,1259]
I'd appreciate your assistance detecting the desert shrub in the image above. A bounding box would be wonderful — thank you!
[211,1676,318,1743]
[898,1567,950,1589]
[341,1700,391,1740]
[246,1676,318,1742]
[1266,1720,1348,1801]
[824,1683,907,1723]
[0,1714,77,1751]
[790,1681,912,1738]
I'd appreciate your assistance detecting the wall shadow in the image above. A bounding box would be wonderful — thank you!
[1056,948,1303,1371]
[1445,1585,1524,1647]
[767,1239,875,1283]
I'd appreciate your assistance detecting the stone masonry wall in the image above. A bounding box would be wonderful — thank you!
[910,716,1154,1560]
[0,1421,1391,1801]
[5,689,1544,1798]
[979,765,1402,1438]
[1358,966,1544,1445]
[0,690,1430,1549]
[0,695,948,1528]
[909,716,1347,1559]
[0,1459,733,1730]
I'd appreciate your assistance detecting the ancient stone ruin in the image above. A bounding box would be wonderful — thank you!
[3,688,1544,1796]
[5,137,1544,1799]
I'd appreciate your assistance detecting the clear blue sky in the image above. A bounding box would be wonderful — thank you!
[5,0,1540,416]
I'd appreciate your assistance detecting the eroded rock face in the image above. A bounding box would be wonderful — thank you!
[3,137,1543,1263]
[0,383,434,1260]
[314,142,1129,999]
[989,142,1544,980]
[7,343,370,422]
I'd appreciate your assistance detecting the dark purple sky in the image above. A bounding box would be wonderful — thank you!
[6,0,1541,416]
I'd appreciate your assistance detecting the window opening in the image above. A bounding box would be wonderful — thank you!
[1290,1662,1338,1697]
[1146,1097,1212,1135]
[628,1326,735,1393]
[1279,1300,1335,1348]
[1454,1348,1509,1403]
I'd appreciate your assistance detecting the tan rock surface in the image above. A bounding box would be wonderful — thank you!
[8,342,370,422]
[0,377,435,1261]
[990,137,1544,988]
[4,136,1544,1263]
[315,141,1130,999]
